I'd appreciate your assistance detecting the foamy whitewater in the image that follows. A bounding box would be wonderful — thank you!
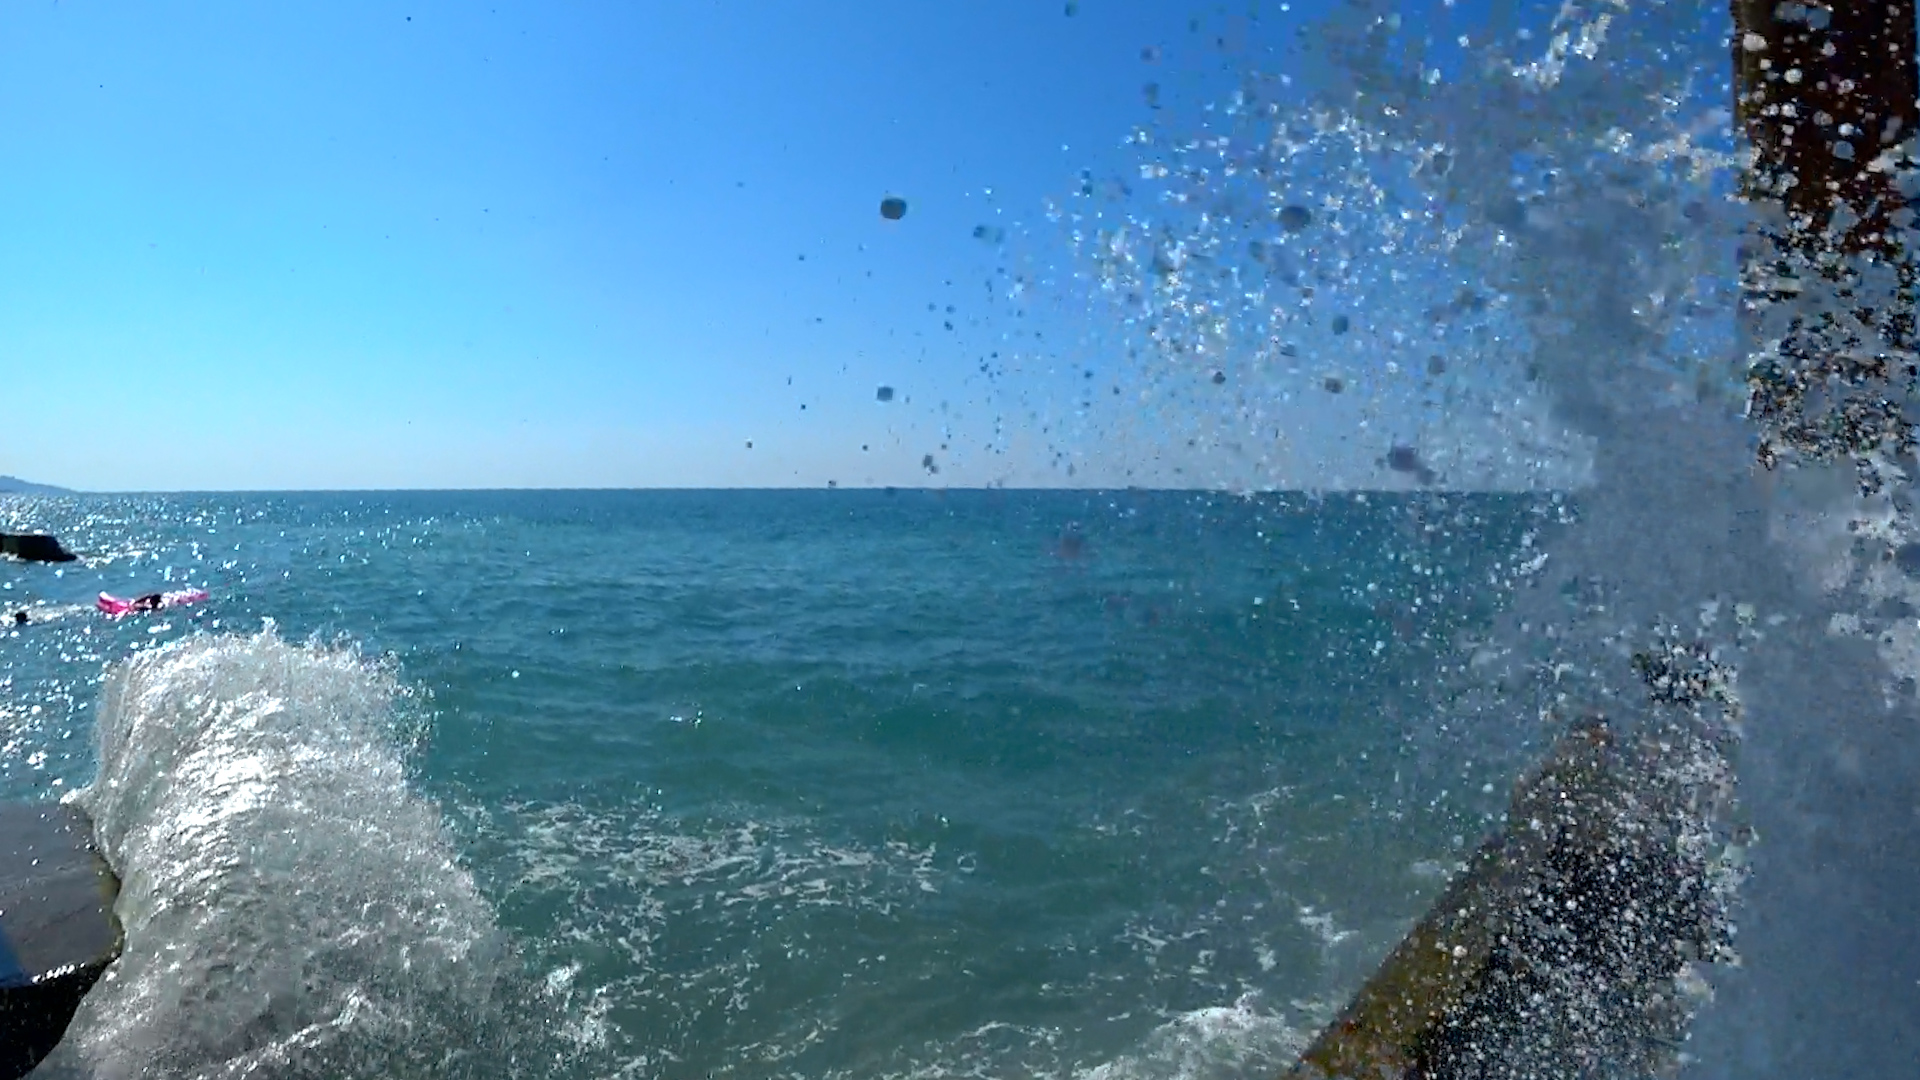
[37,629,549,1078]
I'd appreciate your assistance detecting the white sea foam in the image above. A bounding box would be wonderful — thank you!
[1073,995,1311,1080]
[35,626,552,1079]
[448,792,964,1077]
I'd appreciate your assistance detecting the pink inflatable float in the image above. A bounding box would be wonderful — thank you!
[96,589,208,617]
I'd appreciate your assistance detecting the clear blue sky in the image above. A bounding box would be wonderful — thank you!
[0,0,1588,491]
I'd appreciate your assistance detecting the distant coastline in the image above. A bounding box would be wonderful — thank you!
[0,475,75,495]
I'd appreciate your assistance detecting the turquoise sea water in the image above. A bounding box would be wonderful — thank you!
[1,490,1540,1079]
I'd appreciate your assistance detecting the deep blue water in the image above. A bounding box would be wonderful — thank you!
[0,490,1538,1080]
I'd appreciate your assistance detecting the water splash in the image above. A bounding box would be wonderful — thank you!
[36,627,556,1080]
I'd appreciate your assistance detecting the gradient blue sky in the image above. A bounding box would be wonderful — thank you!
[1,0,1580,491]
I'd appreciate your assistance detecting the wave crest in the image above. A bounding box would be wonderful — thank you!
[40,626,552,1079]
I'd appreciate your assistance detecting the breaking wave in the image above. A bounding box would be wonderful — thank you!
[36,626,557,1080]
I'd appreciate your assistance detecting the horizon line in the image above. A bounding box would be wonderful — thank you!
[4,484,1572,497]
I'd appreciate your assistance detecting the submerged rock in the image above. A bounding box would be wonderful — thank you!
[0,534,76,563]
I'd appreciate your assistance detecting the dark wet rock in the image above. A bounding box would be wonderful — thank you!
[1284,718,1731,1080]
[0,802,122,1080]
[0,535,75,563]
[1279,205,1313,232]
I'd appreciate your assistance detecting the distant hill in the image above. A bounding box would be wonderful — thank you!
[0,475,74,495]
